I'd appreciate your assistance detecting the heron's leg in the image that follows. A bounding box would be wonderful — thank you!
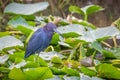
[34,52,40,66]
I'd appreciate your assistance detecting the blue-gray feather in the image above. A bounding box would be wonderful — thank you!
[24,23,57,58]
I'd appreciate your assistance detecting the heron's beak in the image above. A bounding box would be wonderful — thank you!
[53,29,63,38]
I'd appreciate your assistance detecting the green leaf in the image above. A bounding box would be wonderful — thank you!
[9,68,26,80]
[64,76,80,80]
[64,38,81,47]
[102,49,116,58]
[46,76,64,80]
[91,41,103,53]
[80,75,104,80]
[0,54,9,64]
[50,67,66,75]
[24,67,53,80]
[62,67,80,76]
[25,55,48,67]
[38,56,48,67]
[78,21,96,29]
[23,61,40,68]
[39,52,65,61]
[79,26,120,42]
[69,6,84,15]
[0,67,10,73]
[57,24,85,36]
[50,33,59,44]
[112,48,120,59]
[0,36,23,51]
[8,16,33,36]
[91,77,104,80]
[81,5,104,15]
[0,32,10,38]
[80,74,91,80]
[9,61,26,69]
[80,66,96,77]
[4,2,49,15]
[9,51,24,62]
[51,56,63,64]
[96,63,120,79]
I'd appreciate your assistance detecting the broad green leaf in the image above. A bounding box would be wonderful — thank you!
[50,67,66,75]
[0,36,23,51]
[80,75,104,80]
[112,48,120,59]
[102,50,116,58]
[58,20,69,26]
[79,21,96,29]
[69,6,84,15]
[51,56,63,64]
[64,76,80,80]
[62,67,80,76]
[39,52,65,61]
[8,16,33,36]
[91,41,103,53]
[25,55,48,67]
[46,76,64,80]
[38,56,48,67]
[81,5,104,15]
[79,26,120,42]
[0,67,10,73]
[9,68,26,80]
[24,67,53,80]
[9,51,24,62]
[14,57,24,63]
[80,74,91,80]
[57,24,85,36]
[91,77,104,80]
[62,32,80,38]
[23,61,40,68]
[80,66,96,77]
[0,32,10,38]
[9,61,26,69]
[64,38,81,47]
[96,63,120,79]
[4,2,49,15]
[102,48,120,59]
[0,54,9,64]
[50,33,59,44]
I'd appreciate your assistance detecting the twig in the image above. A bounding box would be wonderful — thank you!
[101,41,112,48]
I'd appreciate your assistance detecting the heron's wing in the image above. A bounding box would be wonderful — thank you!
[25,28,46,58]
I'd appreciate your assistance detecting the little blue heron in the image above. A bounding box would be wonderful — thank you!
[24,22,62,58]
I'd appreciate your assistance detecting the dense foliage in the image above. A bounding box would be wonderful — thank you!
[0,1,120,80]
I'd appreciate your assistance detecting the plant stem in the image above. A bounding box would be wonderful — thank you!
[84,14,88,21]
[113,36,117,48]
[101,41,112,48]
[45,46,54,52]
[67,43,80,61]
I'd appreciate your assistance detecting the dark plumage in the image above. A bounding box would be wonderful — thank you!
[24,22,61,58]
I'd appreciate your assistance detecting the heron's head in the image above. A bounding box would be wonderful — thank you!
[45,22,57,31]
[44,22,63,37]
